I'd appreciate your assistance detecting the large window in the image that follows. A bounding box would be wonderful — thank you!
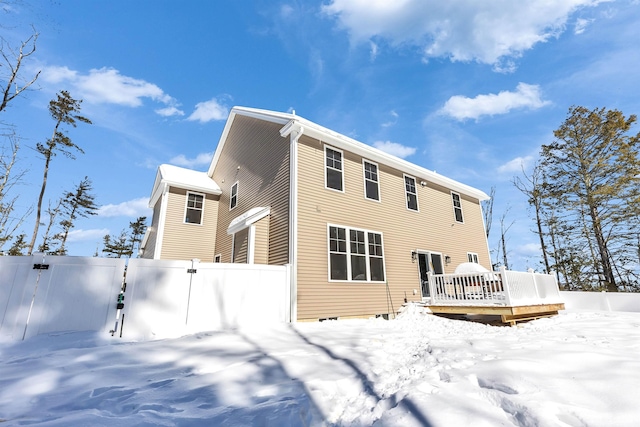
[230,182,238,210]
[363,160,380,201]
[452,192,464,223]
[185,192,204,224]
[325,146,344,191]
[328,225,385,282]
[404,175,418,211]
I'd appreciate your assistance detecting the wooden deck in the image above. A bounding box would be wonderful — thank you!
[427,302,565,326]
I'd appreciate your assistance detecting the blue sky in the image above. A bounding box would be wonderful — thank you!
[1,0,639,269]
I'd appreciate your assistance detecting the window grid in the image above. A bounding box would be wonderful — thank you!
[328,225,385,282]
[230,182,238,210]
[363,160,380,201]
[325,146,344,191]
[404,175,418,211]
[452,192,464,222]
[185,192,204,224]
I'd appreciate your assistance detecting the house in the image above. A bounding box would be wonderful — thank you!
[141,107,493,322]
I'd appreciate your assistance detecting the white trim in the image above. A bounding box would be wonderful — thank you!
[183,191,205,225]
[248,224,256,264]
[403,174,419,212]
[230,181,239,210]
[231,232,236,263]
[451,191,464,223]
[324,145,345,193]
[362,159,381,202]
[227,206,271,235]
[154,183,169,259]
[327,223,386,283]
[214,253,222,263]
[289,129,301,323]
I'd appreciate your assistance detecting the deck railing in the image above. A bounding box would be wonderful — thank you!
[428,266,562,307]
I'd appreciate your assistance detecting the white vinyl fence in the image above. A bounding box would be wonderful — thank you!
[0,254,125,341]
[121,259,291,341]
[1,255,291,341]
[559,291,640,312]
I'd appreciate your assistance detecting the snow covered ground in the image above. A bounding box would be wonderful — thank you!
[1,306,639,426]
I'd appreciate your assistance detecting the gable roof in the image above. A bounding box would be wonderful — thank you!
[149,164,221,207]
[208,106,490,201]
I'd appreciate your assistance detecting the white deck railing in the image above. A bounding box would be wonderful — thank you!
[427,266,563,307]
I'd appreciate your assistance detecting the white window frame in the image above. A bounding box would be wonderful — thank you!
[362,159,381,202]
[184,191,205,225]
[404,174,419,212]
[214,254,222,263]
[230,181,238,210]
[451,191,464,223]
[327,223,386,283]
[324,145,345,193]
[467,252,479,263]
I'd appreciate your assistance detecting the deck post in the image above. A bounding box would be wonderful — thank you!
[501,266,513,306]
[428,272,436,303]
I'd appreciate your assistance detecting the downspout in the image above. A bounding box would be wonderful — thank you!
[282,121,304,323]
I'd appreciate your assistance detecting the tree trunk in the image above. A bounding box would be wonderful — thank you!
[588,203,617,291]
[27,153,51,255]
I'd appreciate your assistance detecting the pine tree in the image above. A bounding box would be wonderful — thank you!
[7,233,27,255]
[128,216,147,257]
[540,106,640,291]
[49,177,98,255]
[102,231,132,258]
[27,91,92,255]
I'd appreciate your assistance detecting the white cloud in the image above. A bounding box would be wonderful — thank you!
[439,83,550,121]
[516,242,541,257]
[381,110,398,127]
[98,197,151,217]
[497,156,534,173]
[373,140,416,159]
[169,152,214,168]
[574,18,593,34]
[323,0,604,68]
[66,228,110,242]
[369,41,379,61]
[40,66,181,115]
[155,106,185,117]
[187,98,229,123]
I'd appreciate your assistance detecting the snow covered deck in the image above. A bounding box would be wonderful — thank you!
[425,267,565,324]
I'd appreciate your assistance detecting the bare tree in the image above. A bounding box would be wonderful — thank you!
[0,131,29,247]
[0,30,40,114]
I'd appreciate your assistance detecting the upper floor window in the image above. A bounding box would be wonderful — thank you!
[185,192,204,224]
[363,160,380,201]
[325,146,344,191]
[452,192,464,223]
[467,252,479,263]
[404,175,418,211]
[230,182,238,210]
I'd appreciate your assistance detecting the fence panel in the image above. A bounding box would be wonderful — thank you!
[1,255,125,340]
[121,259,290,341]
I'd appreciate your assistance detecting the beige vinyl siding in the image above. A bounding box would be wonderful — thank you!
[233,228,249,263]
[159,187,219,261]
[141,198,162,259]
[213,115,290,265]
[296,135,490,320]
[254,216,270,265]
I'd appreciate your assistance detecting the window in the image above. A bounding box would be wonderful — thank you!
[404,175,418,211]
[230,182,238,210]
[214,254,222,263]
[452,192,464,222]
[185,192,204,224]
[363,160,380,201]
[467,252,479,263]
[325,146,344,191]
[328,225,385,282]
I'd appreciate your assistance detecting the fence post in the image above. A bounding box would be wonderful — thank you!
[500,266,513,306]
[529,269,540,300]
